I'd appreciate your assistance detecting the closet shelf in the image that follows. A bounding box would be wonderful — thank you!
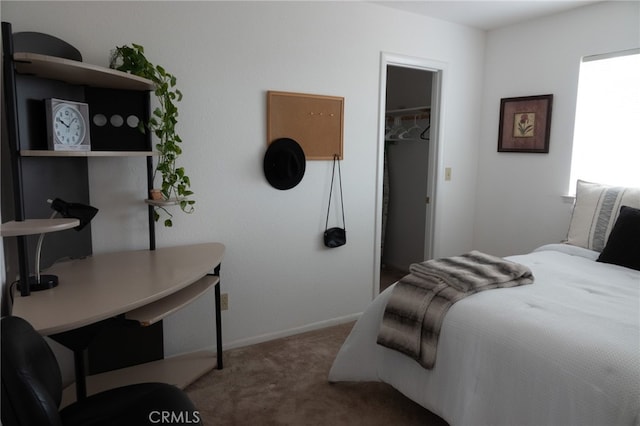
[386,106,430,116]
[386,137,427,143]
[385,106,431,141]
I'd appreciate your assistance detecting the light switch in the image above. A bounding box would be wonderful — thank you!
[445,167,452,181]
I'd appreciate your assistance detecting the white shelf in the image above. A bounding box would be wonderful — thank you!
[20,150,156,157]
[144,198,185,207]
[386,137,427,143]
[61,350,217,408]
[386,105,430,115]
[0,218,79,237]
[13,52,154,91]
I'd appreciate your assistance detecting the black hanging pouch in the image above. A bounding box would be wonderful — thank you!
[324,154,346,248]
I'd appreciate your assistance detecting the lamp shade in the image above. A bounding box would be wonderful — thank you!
[50,198,98,230]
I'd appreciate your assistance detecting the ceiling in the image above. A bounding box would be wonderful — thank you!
[373,1,602,31]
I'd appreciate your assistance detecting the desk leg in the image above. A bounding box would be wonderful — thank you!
[214,280,223,369]
[73,348,87,401]
[51,321,112,402]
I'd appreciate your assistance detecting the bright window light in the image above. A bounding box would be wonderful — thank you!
[568,50,640,194]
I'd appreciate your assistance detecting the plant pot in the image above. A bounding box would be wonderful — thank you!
[149,189,164,201]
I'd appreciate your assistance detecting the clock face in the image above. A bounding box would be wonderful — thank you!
[53,104,86,145]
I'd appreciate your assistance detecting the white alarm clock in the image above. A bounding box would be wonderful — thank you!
[46,98,91,151]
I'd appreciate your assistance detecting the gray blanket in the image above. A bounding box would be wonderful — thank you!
[377,251,534,369]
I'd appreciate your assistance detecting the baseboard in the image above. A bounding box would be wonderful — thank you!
[214,313,362,352]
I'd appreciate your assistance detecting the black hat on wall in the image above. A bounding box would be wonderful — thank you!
[263,138,306,190]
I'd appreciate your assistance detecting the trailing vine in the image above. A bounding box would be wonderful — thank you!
[110,43,194,227]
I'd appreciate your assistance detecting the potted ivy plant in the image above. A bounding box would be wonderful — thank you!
[110,43,194,227]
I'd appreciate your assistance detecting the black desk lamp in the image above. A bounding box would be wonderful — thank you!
[22,198,98,292]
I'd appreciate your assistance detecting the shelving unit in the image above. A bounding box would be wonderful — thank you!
[1,21,166,383]
[2,22,157,300]
[2,22,225,403]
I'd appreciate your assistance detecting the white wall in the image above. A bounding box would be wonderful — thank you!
[474,1,640,256]
[1,2,485,354]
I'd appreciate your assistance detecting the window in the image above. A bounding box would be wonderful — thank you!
[568,50,640,193]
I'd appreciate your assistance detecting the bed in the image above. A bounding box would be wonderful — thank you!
[329,181,640,426]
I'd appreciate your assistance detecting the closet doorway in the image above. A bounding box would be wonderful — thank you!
[376,54,443,294]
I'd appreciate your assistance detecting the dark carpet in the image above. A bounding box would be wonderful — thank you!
[186,321,448,425]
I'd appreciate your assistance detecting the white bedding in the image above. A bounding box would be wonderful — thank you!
[329,244,640,426]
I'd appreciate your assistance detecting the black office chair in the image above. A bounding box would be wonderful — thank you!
[1,316,202,426]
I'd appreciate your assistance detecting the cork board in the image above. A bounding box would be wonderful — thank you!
[267,91,344,160]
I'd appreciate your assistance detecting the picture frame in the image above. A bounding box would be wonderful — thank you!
[497,94,553,153]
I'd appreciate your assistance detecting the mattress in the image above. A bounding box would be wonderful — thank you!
[328,244,640,425]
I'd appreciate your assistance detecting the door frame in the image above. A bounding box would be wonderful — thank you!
[373,52,447,298]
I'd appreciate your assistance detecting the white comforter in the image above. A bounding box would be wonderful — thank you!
[329,244,640,426]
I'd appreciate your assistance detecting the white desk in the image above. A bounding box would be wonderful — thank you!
[11,242,225,405]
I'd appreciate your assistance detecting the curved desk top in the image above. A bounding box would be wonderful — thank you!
[11,243,225,335]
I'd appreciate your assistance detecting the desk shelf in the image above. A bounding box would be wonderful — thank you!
[61,350,216,408]
[126,275,219,326]
[20,150,156,158]
[0,218,79,237]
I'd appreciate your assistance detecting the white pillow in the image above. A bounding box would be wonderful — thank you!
[566,180,640,251]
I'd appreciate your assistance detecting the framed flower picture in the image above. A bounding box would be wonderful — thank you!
[498,94,553,153]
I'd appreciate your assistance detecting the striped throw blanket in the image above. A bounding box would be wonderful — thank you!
[377,251,534,369]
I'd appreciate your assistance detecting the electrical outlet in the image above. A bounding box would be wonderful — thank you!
[220,293,229,311]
